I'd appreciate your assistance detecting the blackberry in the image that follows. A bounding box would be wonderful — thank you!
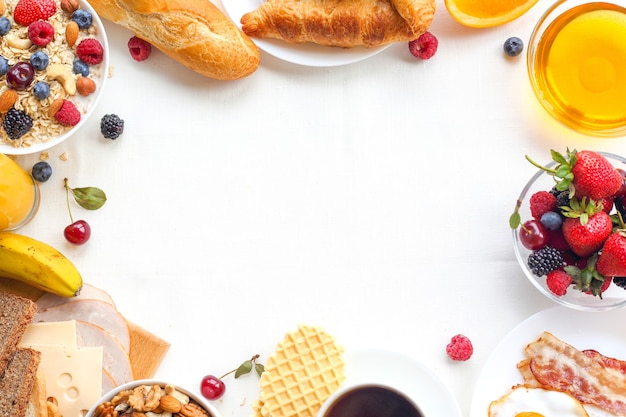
[527,246,563,276]
[614,277,626,290]
[100,114,124,139]
[555,191,571,214]
[3,108,32,140]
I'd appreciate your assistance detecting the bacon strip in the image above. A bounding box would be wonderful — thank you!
[524,332,626,415]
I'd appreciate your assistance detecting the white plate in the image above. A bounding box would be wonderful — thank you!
[221,0,390,67]
[342,349,462,417]
[469,306,626,417]
[0,0,109,155]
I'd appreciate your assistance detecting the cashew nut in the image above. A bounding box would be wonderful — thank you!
[47,64,76,95]
[5,34,32,49]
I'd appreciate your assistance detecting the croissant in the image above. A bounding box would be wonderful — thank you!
[240,0,436,48]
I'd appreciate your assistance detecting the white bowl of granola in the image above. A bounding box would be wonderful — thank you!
[85,380,222,417]
[0,0,108,155]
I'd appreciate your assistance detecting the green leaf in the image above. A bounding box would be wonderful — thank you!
[255,363,265,377]
[71,187,107,210]
[234,360,253,378]
[509,212,521,229]
[551,150,568,165]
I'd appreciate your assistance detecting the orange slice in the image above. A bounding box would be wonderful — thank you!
[445,0,539,28]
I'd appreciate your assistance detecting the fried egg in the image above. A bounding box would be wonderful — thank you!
[488,386,590,417]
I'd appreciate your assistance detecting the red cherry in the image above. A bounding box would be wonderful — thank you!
[519,219,549,250]
[200,375,226,400]
[64,220,91,245]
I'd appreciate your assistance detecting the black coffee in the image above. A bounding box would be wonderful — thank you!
[324,385,423,417]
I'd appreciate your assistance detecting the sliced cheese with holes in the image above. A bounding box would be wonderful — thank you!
[25,344,103,417]
[20,320,78,346]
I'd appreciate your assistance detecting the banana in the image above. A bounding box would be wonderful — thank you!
[0,231,82,297]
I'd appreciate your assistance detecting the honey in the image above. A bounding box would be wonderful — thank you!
[531,2,626,135]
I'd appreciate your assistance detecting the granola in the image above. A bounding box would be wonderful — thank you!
[0,0,104,148]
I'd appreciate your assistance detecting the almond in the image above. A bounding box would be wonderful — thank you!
[159,395,182,413]
[76,77,96,96]
[0,89,18,113]
[65,21,79,47]
[48,99,64,117]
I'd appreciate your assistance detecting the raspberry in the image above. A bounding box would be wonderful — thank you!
[530,191,557,220]
[127,36,152,62]
[408,31,438,60]
[27,20,54,46]
[546,270,572,296]
[446,334,473,361]
[76,38,104,65]
[54,100,81,126]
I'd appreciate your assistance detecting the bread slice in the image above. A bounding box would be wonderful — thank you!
[0,292,37,376]
[25,368,48,417]
[0,348,41,417]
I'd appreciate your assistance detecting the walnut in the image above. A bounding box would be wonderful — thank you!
[176,403,209,417]
[129,385,162,412]
[93,402,116,417]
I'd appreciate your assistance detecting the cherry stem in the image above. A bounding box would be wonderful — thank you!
[219,354,260,379]
[64,178,74,223]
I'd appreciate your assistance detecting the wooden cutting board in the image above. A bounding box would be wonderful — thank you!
[0,277,170,380]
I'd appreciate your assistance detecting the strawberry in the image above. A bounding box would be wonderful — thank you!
[573,150,623,200]
[13,0,57,26]
[526,149,623,201]
[561,198,613,257]
[597,232,626,277]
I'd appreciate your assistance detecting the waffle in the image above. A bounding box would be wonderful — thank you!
[256,325,345,417]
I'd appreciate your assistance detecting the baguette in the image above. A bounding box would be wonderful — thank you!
[88,0,260,80]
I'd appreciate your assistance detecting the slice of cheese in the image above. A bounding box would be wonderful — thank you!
[20,320,78,347]
[25,344,103,417]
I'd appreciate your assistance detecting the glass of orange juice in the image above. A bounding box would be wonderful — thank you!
[0,154,40,231]
[528,0,626,137]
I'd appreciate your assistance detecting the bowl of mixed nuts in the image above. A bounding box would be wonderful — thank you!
[86,380,222,417]
[0,0,109,155]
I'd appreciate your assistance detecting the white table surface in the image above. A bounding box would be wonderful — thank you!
[9,0,626,415]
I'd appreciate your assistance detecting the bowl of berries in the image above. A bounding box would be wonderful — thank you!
[86,380,222,417]
[0,0,109,155]
[510,149,626,311]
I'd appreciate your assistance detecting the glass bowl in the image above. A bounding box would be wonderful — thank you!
[527,0,626,137]
[84,379,222,417]
[0,0,109,155]
[512,151,626,311]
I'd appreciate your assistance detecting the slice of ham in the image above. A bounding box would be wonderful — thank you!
[525,331,626,415]
[36,283,116,312]
[76,321,133,388]
[34,299,130,353]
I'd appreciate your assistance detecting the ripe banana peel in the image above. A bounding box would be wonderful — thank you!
[0,232,82,297]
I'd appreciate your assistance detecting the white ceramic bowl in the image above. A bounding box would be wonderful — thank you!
[84,379,222,417]
[0,0,109,155]
[512,151,626,311]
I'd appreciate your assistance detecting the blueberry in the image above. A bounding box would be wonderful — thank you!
[72,9,93,29]
[503,37,524,57]
[30,51,49,71]
[33,82,50,100]
[72,59,90,76]
[541,211,563,230]
[0,17,10,36]
[0,56,8,76]
[31,161,52,182]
